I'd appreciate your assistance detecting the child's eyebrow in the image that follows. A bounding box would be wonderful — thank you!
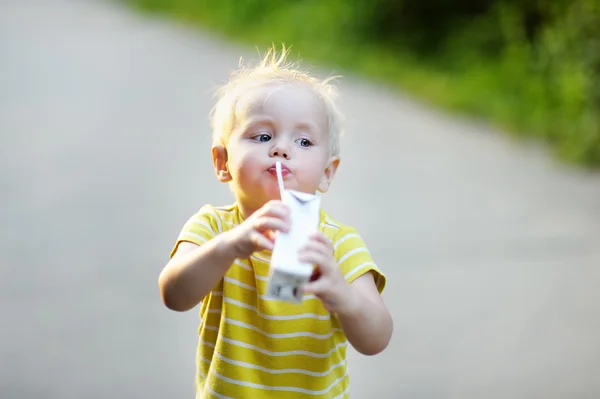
[294,122,318,134]
[236,117,273,133]
[244,117,274,128]
[239,118,319,135]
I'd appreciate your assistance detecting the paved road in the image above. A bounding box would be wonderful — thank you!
[2,1,600,398]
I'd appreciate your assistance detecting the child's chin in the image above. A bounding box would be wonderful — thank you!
[262,186,285,199]
[243,189,280,205]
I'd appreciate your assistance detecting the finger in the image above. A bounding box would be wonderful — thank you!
[310,232,332,247]
[299,239,333,257]
[253,216,291,233]
[250,231,274,251]
[301,277,329,295]
[297,247,329,266]
[260,201,290,219]
[258,208,291,227]
[297,250,330,271]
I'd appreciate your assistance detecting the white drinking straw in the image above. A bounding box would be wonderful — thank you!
[275,161,285,198]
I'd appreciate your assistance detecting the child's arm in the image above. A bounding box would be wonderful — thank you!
[335,273,393,355]
[299,232,393,355]
[159,235,238,312]
[159,200,291,312]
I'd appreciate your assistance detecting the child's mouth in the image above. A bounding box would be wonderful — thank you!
[268,166,290,177]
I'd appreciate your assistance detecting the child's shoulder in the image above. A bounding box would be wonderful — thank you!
[195,203,237,213]
[185,203,240,232]
[319,208,360,240]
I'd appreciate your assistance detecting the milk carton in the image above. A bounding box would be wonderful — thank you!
[265,184,321,303]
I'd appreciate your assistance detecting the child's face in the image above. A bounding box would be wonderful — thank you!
[214,83,339,214]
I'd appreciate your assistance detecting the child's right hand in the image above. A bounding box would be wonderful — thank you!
[228,200,291,258]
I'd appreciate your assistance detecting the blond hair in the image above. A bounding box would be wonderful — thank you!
[209,45,344,156]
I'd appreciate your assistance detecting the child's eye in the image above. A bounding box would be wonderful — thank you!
[252,133,271,142]
[295,138,312,147]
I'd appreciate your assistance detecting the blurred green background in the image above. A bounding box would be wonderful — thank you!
[126,0,600,167]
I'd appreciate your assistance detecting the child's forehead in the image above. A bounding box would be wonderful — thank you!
[234,82,323,118]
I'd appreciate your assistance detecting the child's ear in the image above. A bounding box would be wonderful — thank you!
[318,156,340,193]
[212,146,232,183]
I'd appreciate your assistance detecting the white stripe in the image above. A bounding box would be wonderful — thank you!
[320,222,340,230]
[217,336,347,358]
[236,258,282,285]
[344,262,378,281]
[223,317,333,339]
[234,260,308,291]
[201,340,216,349]
[204,326,219,332]
[210,368,348,395]
[224,277,255,291]
[333,385,351,399]
[338,247,369,265]
[205,386,233,399]
[211,291,223,296]
[207,209,222,233]
[234,259,252,272]
[333,233,360,250]
[324,216,340,229]
[207,309,221,314]
[251,254,271,263]
[181,232,208,242]
[224,297,330,321]
[215,207,236,214]
[260,291,317,302]
[204,353,346,377]
[192,220,215,236]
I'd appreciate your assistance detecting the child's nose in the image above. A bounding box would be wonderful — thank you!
[272,150,288,159]
[270,142,290,159]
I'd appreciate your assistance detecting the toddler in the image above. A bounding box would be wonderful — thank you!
[159,46,393,398]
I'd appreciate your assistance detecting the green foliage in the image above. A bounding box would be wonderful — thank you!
[127,0,600,167]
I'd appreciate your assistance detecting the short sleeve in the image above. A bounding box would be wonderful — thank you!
[332,227,386,294]
[169,205,221,258]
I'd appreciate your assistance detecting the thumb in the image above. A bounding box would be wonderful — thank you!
[301,278,328,295]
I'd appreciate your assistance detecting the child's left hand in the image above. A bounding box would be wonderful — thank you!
[298,232,358,314]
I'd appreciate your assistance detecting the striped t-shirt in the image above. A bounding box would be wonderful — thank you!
[170,203,387,399]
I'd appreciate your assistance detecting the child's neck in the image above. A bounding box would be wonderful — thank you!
[236,200,262,221]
